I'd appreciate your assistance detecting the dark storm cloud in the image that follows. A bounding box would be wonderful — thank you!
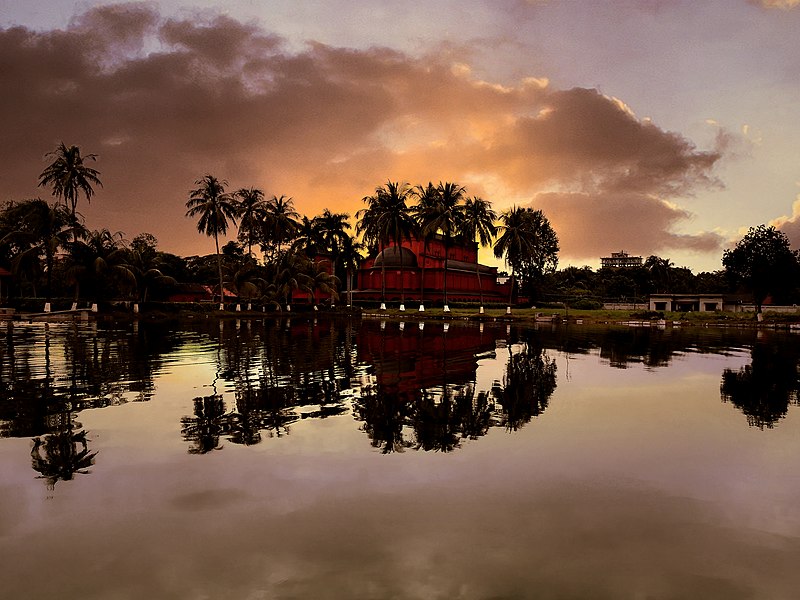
[0,2,723,259]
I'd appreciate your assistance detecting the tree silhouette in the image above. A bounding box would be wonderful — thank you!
[31,424,97,489]
[721,341,800,429]
[461,195,497,309]
[722,224,800,314]
[494,206,559,305]
[185,175,239,304]
[38,143,102,219]
[356,180,416,305]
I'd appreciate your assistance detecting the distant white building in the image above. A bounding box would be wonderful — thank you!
[648,294,728,312]
[601,250,642,268]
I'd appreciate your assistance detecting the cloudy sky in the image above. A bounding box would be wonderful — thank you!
[1,0,799,271]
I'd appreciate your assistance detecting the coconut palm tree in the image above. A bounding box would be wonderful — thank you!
[413,181,465,310]
[356,181,416,307]
[263,195,299,263]
[339,236,365,306]
[316,209,352,295]
[270,251,306,309]
[645,255,674,294]
[300,258,340,307]
[461,196,497,311]
[411,182,439,310]
[1,199,85,302]
[186,175,240,304]
[38,143,102,220]
[66,229,137,303]
[235,187,267,259]
[493,206,559,307]
[291,215,325,258]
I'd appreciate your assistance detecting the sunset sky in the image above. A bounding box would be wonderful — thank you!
[1,0,799,272]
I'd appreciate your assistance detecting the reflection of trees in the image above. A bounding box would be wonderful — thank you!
[492,337,557,431]
[30,414,96,489]
[721,340,800,429]
[454,383,493,440]
[353,384,413,453]
[412,387,466,453]
[181,395,226,454]
[182,318,355,450]
[537,325,757,370]
[354,321,554,452]
[1,321,176,441]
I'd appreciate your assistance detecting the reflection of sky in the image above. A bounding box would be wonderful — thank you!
[2,331,800,598]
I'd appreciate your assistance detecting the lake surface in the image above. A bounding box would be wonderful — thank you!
[2,317,800,599]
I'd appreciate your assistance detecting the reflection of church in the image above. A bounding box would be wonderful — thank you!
[357,319,503,394]
[355,235,513,303]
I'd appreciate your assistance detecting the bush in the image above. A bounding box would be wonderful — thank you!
[570,298,604,310]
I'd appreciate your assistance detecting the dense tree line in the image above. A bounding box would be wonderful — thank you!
[2,144,799,311]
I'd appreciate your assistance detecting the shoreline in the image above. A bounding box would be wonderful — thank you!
[4,304,800,330]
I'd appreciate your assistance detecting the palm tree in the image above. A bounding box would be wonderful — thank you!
[493,206,559,307]
[66,229,137,303]
[38,143,102,220]
[235,187,267,259]
[339,236,365,306]
[411,182,439,310]
[413,181,465,310]
[316,209,352,297]
[494,206,533,307]
[645,255,674,294]
[270,252,306,309]
[461,196,497,311]
[264,195,299,263]
[186,175,240,304]
[356,181,416,307]
[126,233,176,302]
[1,199,84,302]
[300,258,340,307]
[291,215,325,258]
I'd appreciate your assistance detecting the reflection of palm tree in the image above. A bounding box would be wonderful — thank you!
[353,384,413,453]
[453,383,493,440]
[492,339,557,431]
[228,389,263,446]
[181,395,227,454]
[31,426,97,489]
[412,387,462,452]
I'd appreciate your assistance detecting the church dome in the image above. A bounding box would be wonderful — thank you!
[373,246,418,268]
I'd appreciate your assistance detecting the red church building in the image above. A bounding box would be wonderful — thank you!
[355,235,515,305]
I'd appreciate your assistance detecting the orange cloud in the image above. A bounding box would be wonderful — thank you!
[0,3,724,262]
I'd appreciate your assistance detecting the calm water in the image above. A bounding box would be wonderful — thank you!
[2,317,800,599]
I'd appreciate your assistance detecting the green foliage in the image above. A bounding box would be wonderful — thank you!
[570,297,603,310]
[722,224,800,311]
[493,206,559,302]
